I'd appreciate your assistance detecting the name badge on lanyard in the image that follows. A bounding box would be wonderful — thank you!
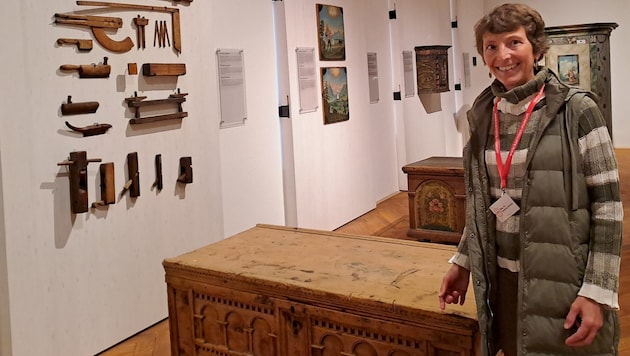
[489,84,545,222]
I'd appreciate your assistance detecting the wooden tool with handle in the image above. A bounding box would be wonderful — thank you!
[92,163,116,207]
[54,13,134,53]
[61,96,99,115]
[60,57,111,78]
[75,1,182,53]
[65,122,112,136]
[57,38,93,51]
[57,151,102,214]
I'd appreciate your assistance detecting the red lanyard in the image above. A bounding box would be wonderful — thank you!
[493,84,545,190]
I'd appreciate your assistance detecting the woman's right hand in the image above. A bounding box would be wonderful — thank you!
[438,264,470,310]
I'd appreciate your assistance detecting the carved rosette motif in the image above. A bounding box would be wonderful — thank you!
[415,180,457,232]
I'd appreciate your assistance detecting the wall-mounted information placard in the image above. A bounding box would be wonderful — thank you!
[367,52,379,103]
[217,49,247,128]
[296,47,318,113]
[403,50,415,98]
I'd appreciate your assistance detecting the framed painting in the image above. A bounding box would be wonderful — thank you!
[557,54,580,85]
[316,4,346,61]
[320,67,349,124]
[544,43,590,90]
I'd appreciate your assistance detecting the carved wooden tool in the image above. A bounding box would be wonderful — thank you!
[60,57,111,78]
[57,151,102,214]
[57,38,93,51]
[142,63,186,76]
[133,15,148,49]
[92,162,116,207]
[177,156,193,184]
[162,20,170,47]
[153,20,159,47]
[124,152,140,198]
[65,121,112,137]
[54,13,133,53]
[125,90,188,124]
[158,21,165,47]
[153,154,163,191]
[61,96,99,115]
[75,1,182,53]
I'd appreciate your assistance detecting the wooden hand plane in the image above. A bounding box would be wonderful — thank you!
[60,57,111,78]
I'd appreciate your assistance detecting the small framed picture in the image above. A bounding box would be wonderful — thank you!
[316,4,346,61]
[557,54,580,85]
[320,67,349,124]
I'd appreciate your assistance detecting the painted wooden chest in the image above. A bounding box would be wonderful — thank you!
[402,156,465,244]
[163,224,478,355]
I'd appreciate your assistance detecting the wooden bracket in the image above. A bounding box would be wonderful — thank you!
[123,152,140,197]
[125,90,188,124]
[92,162,116,207]
[57,151,102,213]
[177,156,192,184]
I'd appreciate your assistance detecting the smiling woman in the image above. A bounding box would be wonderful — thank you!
[480,27,536,90]
[438,3,622,356]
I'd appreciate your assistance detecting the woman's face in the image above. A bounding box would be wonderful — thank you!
[482,26,538,90]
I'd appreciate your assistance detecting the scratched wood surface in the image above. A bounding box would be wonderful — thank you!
[163,224,477,321]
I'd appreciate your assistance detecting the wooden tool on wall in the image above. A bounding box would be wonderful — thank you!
[54,13,134,53]
[177,156,192,184]
[61,95,99,115]
[153,154,163,191]
[133,15,148,49]
[65,122,112,137]
[57,38,93,51]
[125,90,188,125]
[123,152,140,197]
[57,151,102,214]
[142,63,186,76]
[75,1,182,53]
[60,57,111,78]
[92,163,116,207]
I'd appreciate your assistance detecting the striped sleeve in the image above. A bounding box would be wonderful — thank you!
[577,98,623,309]
[449,227,471,270]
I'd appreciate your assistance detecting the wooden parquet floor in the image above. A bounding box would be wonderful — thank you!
[99,149,630,355]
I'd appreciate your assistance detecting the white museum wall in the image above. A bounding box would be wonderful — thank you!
[359,0,401,204]
[214,1,286,238]
[0,0,282,354]
[483,0,630,146]
[282,0,399,230]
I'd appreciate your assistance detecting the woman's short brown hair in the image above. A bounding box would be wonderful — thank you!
[474,3,549,60]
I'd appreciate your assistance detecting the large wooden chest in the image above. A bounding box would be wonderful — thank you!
[402,157,465,244]
[163,224,478,356]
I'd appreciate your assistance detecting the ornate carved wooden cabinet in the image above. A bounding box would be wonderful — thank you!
[544,23,617,137]
[414,45,451,94]
[402,157,465,244]
[163,224,479,356]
